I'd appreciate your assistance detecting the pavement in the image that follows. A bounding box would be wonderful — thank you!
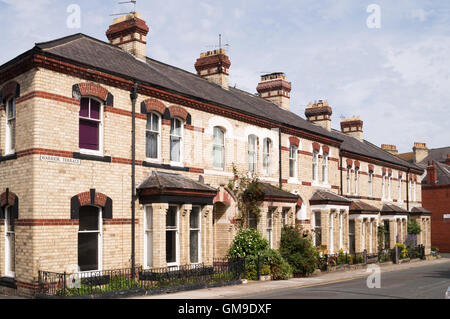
[131,257,450,299]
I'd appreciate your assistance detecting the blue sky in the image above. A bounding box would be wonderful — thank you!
[1,0,449,153]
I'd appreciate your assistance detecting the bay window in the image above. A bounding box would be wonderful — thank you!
[166,205,179,265]
[190,206,201,264]
[144,206,153,269]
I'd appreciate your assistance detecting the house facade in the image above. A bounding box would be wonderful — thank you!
[0,12,429,296]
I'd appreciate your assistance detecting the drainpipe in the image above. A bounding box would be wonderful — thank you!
[406,168,410,212]
[130,82,138,277]
[278,127,282,189]
[339,150,343,196]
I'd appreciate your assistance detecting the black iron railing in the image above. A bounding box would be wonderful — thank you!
[37,258,245,298]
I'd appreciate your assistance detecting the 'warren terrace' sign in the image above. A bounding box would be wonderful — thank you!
[40,155,81,165]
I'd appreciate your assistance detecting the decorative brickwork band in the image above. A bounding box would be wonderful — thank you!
[141,98,167,115]
[382,167,387,175]
[322,145,330,154]
[70,189,113,220]
[354,161,360,169]
[72,83,114,107]
[0,189,19,219]
[1,80,20,103]
[368,164,374,173]
[312,142,320,152]
[388,168,392,176]
[289,137,300,147]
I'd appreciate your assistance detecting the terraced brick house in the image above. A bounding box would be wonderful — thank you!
[0,12,430,296]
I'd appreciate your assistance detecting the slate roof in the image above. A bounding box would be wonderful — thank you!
[310,190,352,205]
[137,171,216,193]
[381,203,409,215]
[260,183,298,200]
[349,200,379,213]
[1,33,423,172]
[434,161,450,185]
[410,207,432,215]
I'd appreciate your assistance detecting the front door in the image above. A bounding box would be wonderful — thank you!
[5,207,16,277]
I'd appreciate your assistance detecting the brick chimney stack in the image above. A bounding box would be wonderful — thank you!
[106,12,149,60]
[195,49,231,90]
[304,100,332,131]
[340,116,364,141]
[256,73,291,111]
[426,161,437,185]
[413,142,428,163]
[381,144,398,155]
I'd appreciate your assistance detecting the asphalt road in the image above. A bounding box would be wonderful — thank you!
[240,260,450,299]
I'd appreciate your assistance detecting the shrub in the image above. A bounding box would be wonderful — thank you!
[407,220,421,235]
[395,243,408,259]
[279,226,320,277]
[227,228,269,258]
[260,249,293,280]
[260,265,271,276]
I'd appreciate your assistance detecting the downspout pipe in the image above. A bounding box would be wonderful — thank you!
[130,82,138,277]
[406,168,410,212]
[339,150,344,196]
[278,127,282,189]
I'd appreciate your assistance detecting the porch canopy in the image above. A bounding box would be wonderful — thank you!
[260,183,299,204]
[410,207,432,216]
[381,203,409,216]
[137,172,217,205]
[309,190,352,206]
[349,200,379,215]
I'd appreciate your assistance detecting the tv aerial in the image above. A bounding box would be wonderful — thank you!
[205,34,231,52]
[110,0,137,16]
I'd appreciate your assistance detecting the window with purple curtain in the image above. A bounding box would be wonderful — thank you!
[79,98,101,151]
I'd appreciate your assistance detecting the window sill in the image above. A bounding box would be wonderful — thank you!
[288,178,301,185]
[170,161,184,168]
[0,152,17,163]
[73,152,112,163]
[0,277,16,289]
[79,149,103,157]
[312,182,331,189]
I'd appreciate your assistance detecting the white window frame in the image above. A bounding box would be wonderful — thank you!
[144,206,153,269]
[4,206,15,278]
[79,97,104,157]
[266,209,274,249]
[339,212,343,250]
[329,211,334,254]
[322,153,329,184]
[189,206,202,265]
[313,211,321,247]
[248,135,257,174]
[145,112,161,162]
[166,205,180,267]
[5,97,16,156]
[312,151,319,182]
[289,145,298,179]
[263,138,272,176]
[77,206,103,272]
[368,172,373,197]
[382,175,386,200]
[212,127,225,170]
[362,220,366,251]
[369,220,373,254]
[170,118,184,167]
[354,168,359,195]
[398,176,402,202]
[346,169,351,195]
[388,176,392,200]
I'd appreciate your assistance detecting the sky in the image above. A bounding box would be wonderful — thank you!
[0,0,449,153]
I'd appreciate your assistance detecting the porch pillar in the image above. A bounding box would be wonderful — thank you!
[273,206,282,250]
[321,209,330,253]
[202,205,214,266]
[152,203,169,268]
[179,204,192,265]
[354,218,362,253]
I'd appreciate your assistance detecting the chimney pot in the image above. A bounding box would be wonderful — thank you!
[340,116,364,141]
[256,73,291,110]
[304,100,333,131]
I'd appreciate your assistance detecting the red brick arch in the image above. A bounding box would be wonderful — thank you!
[143,98,167,115]
[312,142,320,152]
[78,83,109,101]
[322,145,330,154]
[289,137,300,147]
[71,189,113,219]
[0,189,19,219]
[168,105,188,121]
[1,81,20,102]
